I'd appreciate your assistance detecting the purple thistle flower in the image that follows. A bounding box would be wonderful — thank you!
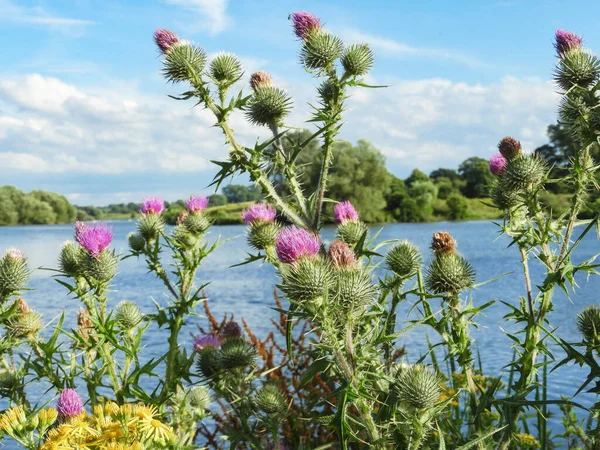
[554,29,583,57]
[186,195,209,214]
[74,221,113,258]
[489,153,508,175]
[242,203,276,224]
[275,226,321,264]
[290,11,321,40]
[193,334,220,351]
[154,28,179,54]
[140,196,165,216]
[57,388,83,419]
[250,71,273,91]
[334,201,359,224]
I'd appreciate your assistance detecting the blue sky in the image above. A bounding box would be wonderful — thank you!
[1,0,598,206]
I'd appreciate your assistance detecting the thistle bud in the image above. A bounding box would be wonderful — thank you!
[394,365,442,410]
[255,384,287,414]
[497,137,522,160]
[386,241,421,278]
[336,221,368,247]
[183,213,211,235]
[489,153,508,175]
[317,79,336,105]
[162,42,207,84]
[425,253,476,295]
[577,306,600,347]
[128,232,146,253]
[210,52,243,85]
[341,43,374,76]
[332,267,377,310]
[221,320,242,339]
[300,30,344,71]
[0,249,29,299]
[554,29,583,58]
[59,241,84,277]
[431,232,456,255]
[188,386,212,411]
[196,346,220,378]
[250,71,272,91]
[56,388,83,420]
[0,369,19,394]
[328,240,356,267]
[290,11,321,40]
[280,258,332,303]
[137,213,164,242]
[154,28,179,54]
[554,48,600,91]
[83,250,119,282]
[501,154,548,192]
[246,86,293,127]
[243,203,280,250]
[172,226,201,249]
[176,210,189,225]
[219,337,256,370]
[115,301,143,329]
[6,310,43,339]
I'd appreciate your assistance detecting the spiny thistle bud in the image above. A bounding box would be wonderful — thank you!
[577,305,600,347]
[83,250,119,282]
[188,386,211,411]
[162,42,207,84]
[154,28,179,54]
[56,388,83,420]
[431,231,456,255]
[300,30,344,71]
[489,153,508,175]
[250,71,272,91]
[334,201,359,224]
[341,43,374,76]
[328,240,356,267]
[255,384,287,414]
[490,181,519,210]
[137,213,164,242]
[183,212,211,235]
[0,369,19,394]
[209,53,243,85]
[140,196,165,216]
[498,136,522,160]
[7,310,43,339]
[75,222,113,258]
[395,365,442,410]
[248,221,281,251]
[290,11,321,40]
[276,226,321,263]
[128,232,146,253]
[172,226,201,249]
[115,300,143,329]
[386,241,421,278]
[246,86,293,127]
[554,29,583,58]
[336,220,368,247]
[221,320,242,339]
[554,48,600,91]
[196,346,220,378]
[501,154,548,192]
[0,249,29,299]
[332,268,377,310]
[59,241,84,276]
[317,79,337,106]
[281,257,332,303]
[219,337,256,370]
[425,253,476,295]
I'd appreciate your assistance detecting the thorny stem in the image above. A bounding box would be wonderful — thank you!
[313,131,334,231]
[520,246,535,321]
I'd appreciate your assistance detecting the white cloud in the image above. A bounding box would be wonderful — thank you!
[0,0,94,30]
[340,29,490,69]
[165,0,230,35]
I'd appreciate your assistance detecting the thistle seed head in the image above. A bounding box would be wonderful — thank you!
[431,231,456,255]
[497,136,522,160]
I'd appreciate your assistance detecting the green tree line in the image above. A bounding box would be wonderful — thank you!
[0,186,77,225]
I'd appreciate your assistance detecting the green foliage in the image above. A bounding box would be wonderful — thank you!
[459,157,496,198]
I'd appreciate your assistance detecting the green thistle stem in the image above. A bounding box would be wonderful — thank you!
[313,132,334,230]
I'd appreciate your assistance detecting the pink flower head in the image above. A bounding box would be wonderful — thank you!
[193,334,220,352]
[186,195,209,214]
[275,226,321,264]
[250,71,273,91]
[74,221,113,257]
[242,203,276,224]
[290,11,321,40]
[5,248,24,261]
[140,197,165,216]
[489,153,508,175]
[57,388,83,419]
[334,201,359,224]
[554,29,583,57]
[154,28,179,53]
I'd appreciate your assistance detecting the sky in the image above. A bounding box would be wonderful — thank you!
[0,0,599,206]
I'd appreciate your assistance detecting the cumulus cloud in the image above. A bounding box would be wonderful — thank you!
[165,0,230,35]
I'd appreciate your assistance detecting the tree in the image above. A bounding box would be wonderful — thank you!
[222,185,262,203]
[430,168,460,181]
[208,194,228,207]
[31,190,77,223]
[458,157,495,198]
[447,193,468,220]
[405,169,430,187]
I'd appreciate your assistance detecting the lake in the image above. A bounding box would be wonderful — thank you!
[0,219,598,440]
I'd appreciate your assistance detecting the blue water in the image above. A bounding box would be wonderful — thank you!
[0,220,598,442]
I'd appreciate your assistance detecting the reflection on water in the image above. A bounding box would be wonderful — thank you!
[0,219,598,436]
